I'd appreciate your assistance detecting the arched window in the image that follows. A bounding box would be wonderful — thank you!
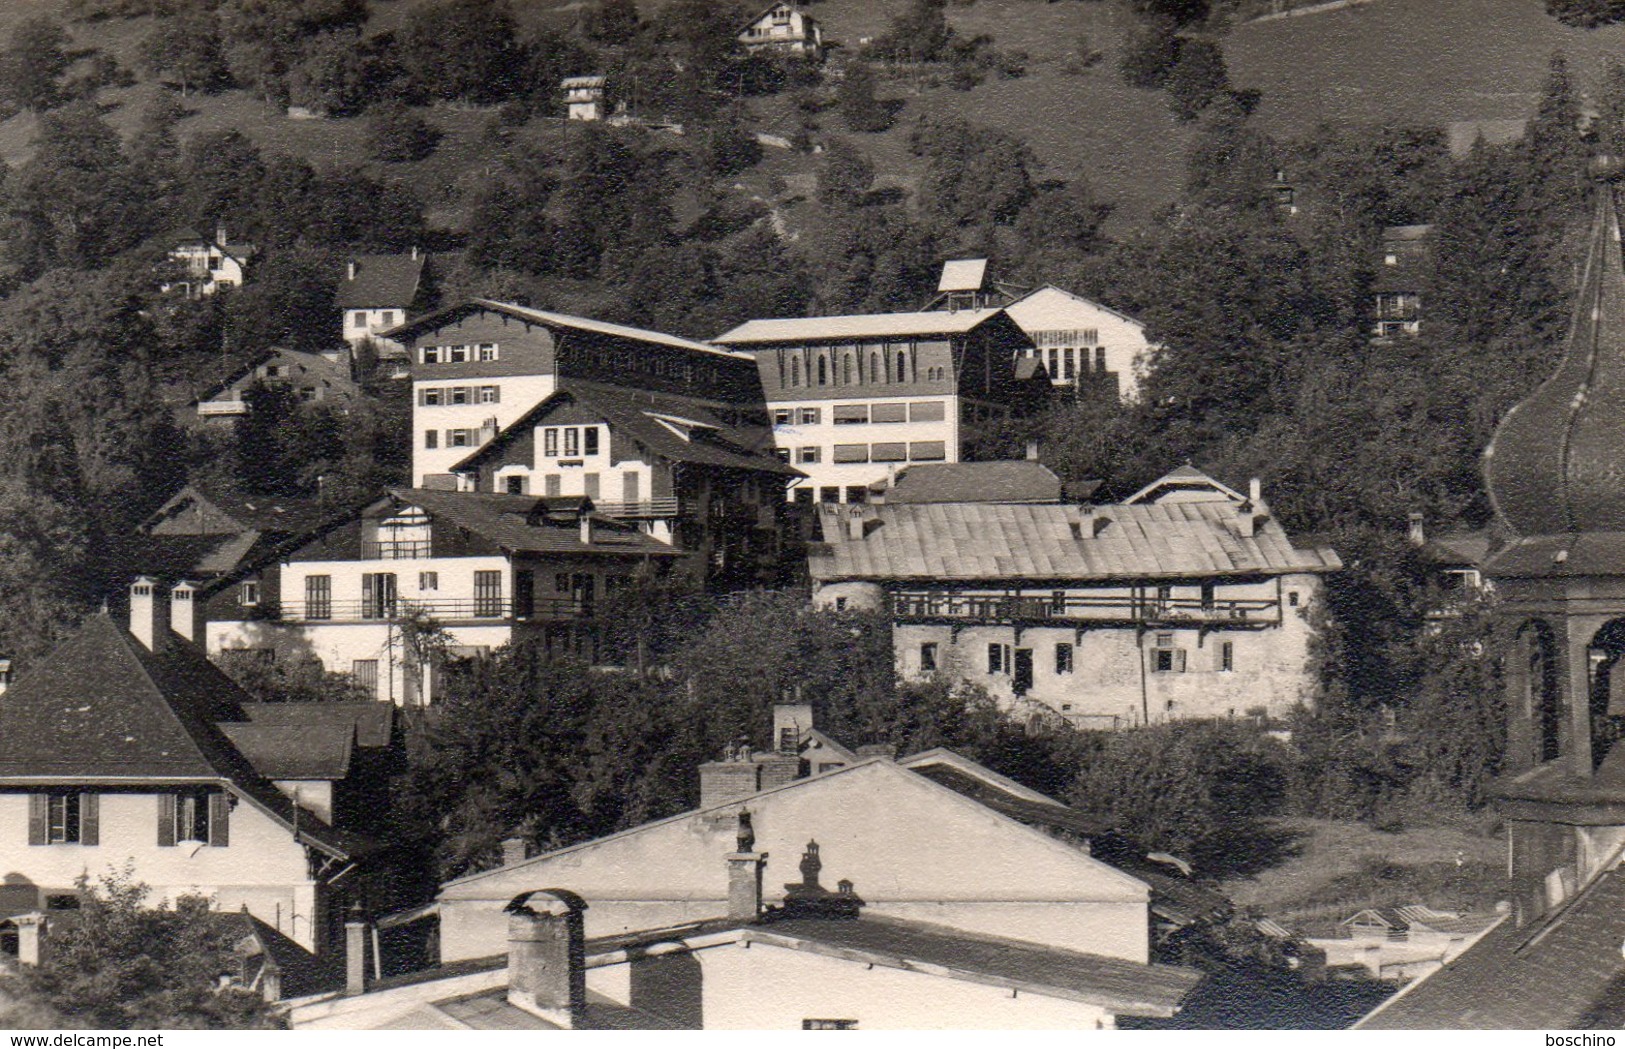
[791,357,801,387]
[843,354,853,384]
[817,355,828,386]
[870,352,881,383]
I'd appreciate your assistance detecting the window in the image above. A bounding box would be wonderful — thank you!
[162,791,223,846]
[425,430,438,449]
[1096,347,1107,372]
[1152,634,1186,673]
[843,355,853,384]
[1219,641,1234,672]
[1064,349,1076,380]
[1288,590,1300,607]
[799,408,821,425]
[774,409,792,425]
[421,346,441,364]
[920,642,938,673]
[870,351,881,381]
[419,571,439,591]
[48,793,80,844]
[833,404,869,425]
[1056,643,1074,675]
[799,447,821,464]
[505,475,526,494]
[478,385,500,404]
[817,356,828,385]
[987,643,1009,675]
[896,350,908,381]
[1050,590,1067,614]
[381,311,397,327]
[478,343,499,361]
[803,1020,858,1031]
[544,428,559,457]
[564,428,580,456]
[1201,582,1215,610]
[352,659,379,692]
[448,344,470,363]
[833,444,869,463]
[352,311,366,327]
[909,441,947,461]
[448,429,473,447]
[305,575,332,620]
[871,443,907,462]
[240,580,260,607]
[870,403,907,423]
[474,570,504,617]
[845,485,867,503]
[819,487,840,503]
[1048,348,1059,376]
[776,448,792,463]
[909,401,946,422]
[584,428,600,456]
[834,596,848,611]
[362,573,397,619]
[450,386,470,405]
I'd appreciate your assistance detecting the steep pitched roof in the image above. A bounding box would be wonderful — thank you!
[449,383,801,479]
[380,300,745,360]
[715,308,1007,345]
[808,500,1341,584]
[881,461,1062,505]
[0,615,364,859]
[336,253,425,310]
[1003,284,1148,331]
[220,724,354,780]
[1358,867,1625,1029]
[387,487,687,558]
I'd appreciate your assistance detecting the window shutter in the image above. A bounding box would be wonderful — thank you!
[1174,649,1188,673]
[157,794,176,847]
[79,794,98,846]
[209,792,231,847]
[28,794,45,846]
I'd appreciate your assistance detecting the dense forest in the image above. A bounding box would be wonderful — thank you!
[0,0,1610,886]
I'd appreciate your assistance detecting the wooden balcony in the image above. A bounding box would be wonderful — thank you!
[589,497,684,519]
[281,596,592,623]
[890,589,1281,627]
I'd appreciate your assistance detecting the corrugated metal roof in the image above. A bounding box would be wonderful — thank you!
[715,308,1004,345]
[809,500,1340,583]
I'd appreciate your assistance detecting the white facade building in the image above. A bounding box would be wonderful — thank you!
[1003,285,1155,402]
[738,3,823,55]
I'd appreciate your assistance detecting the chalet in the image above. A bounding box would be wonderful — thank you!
[562,76,605,121]
[1003,285,1156,402]
[713,308,1046,504]
[447,383,801,590]
[1373,224,1432,340]
[378,300,765,489]
[338,251,426,354]
[190,348,359,424]
[0,583,390,964]
[204,488,684,704]
[737,3,823,57]
[809,465,1341,727]
[165,225,255,298]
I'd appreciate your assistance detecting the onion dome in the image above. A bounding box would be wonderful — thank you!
[1486,159,1625,537]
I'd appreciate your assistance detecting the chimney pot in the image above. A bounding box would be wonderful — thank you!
[129,576,165,652]
[1408,511,1426,546]
[505,890,588,1029]
[347,260,357,281]
[411,245,420,261]
[502,835,530,867]
[215,224,228,247]
[344,908,370,996]
[845,509,864,541]
[773,703,813,754]
[170,581,205,644]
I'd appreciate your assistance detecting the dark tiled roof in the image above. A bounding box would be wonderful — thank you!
[143,483,328,537]
[1359,868,1625,1029]
[1419,529,1492,567]
[749,915,1203,1017]
[239,702,393,748]
[449,382,800,479]
[221,724,353,780]
[336,254,425,310]
[0,615,364,859]
[216,911,340,999]
[388,487,687,558]
[809,500,1341,583]
[1483,532,1625,579]
[881,461,1062,505]
[1486,186,1625,538]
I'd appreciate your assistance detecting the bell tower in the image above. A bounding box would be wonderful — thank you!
[1485,157,1625,918]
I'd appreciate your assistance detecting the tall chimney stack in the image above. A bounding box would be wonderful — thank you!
[1408,511,1426,547]
[215,224,228,247]
[726,814,768,923]
[170,581,204,644]
[579,512,594,546]
[347,259,357,281]
[1026,440,1040,461]
[505,890,588,1029]
[129,577,165,652]
[1249,477,1263,506]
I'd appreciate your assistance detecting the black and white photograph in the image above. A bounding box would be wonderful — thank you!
[0,0,1617,1034]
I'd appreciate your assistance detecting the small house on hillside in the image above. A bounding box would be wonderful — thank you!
[165,226,255,298]
[562,76,605,121]
[191,347,359,424]
[338,250,427,354]
[738,3,823,56]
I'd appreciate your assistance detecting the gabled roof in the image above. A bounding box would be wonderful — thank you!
[141,482,328,536]
[741,1,819,30]
[1004,284,1148,332]
[881,460,1062,505]
[449,383,801,479]
[809,499,1341,584]
[379,299,746,361]
[221,724,354,781]
[170,228,256,262]
[938,258,988,293]
[1125,465,1246,505]
[715,308,1008,345]
[193,348,355,407]
[0,615,364,860]
[384,488,686,558]
[336,253,425,310]
[239,702,393,749]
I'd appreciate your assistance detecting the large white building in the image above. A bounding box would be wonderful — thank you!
[712,310,1046,504]
[1003,285,1156,402]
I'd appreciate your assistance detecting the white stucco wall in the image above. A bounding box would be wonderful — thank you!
[414,375,557,484]
[1004,287,1153,402]
[767,395,960,501]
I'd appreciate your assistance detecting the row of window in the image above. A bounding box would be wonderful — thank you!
[27,791,226,847]
[499,470,640,500]
[350,310,399,328]
[542,426,601,458]
[914,638,1238,677]
[302,570,505,619]
[420,343,500,364]
[777,346,944,389]
[419,385,501,406]
[785,441,947,466]
[771,401,950,427]
[1020,346,1110,381]
[1028,328,1101,346]
[425,429,487,449]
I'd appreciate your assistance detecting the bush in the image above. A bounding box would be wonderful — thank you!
[367,101,441,163]
[836,62,892,133]
[1119,17,1181,89]
[1165,36,1228,121]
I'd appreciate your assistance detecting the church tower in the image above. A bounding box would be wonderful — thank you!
[1484,158,1625,918]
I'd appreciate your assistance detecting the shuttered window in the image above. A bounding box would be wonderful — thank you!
[909,401,946,422]
[870,403,907,423]
[833,404,868,425]
[871,443,907,462]
[908,441,946,461]
[833,444,869,463]
[30,793,95,845]
[157,794,176,847]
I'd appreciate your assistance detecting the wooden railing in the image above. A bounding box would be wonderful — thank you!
[890,590,1280,626]
[282,597,592,622]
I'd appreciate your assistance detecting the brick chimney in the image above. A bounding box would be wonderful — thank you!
[344,903,370,996]
[502,833,531,867]
[1026,440,1040,461]
[505,890,588,1029]
[170,581,205,644]
[699,742,761,807]
[726,812,767,922]
[773,702,813,754]
[129,576,166,652]
[215,224,228,247]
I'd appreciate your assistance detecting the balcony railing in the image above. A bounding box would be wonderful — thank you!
[282,597,593,622]
[360,540,434,560]
[891,590,1280,626]
[589,498,685,519]
[197,400,247,416]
